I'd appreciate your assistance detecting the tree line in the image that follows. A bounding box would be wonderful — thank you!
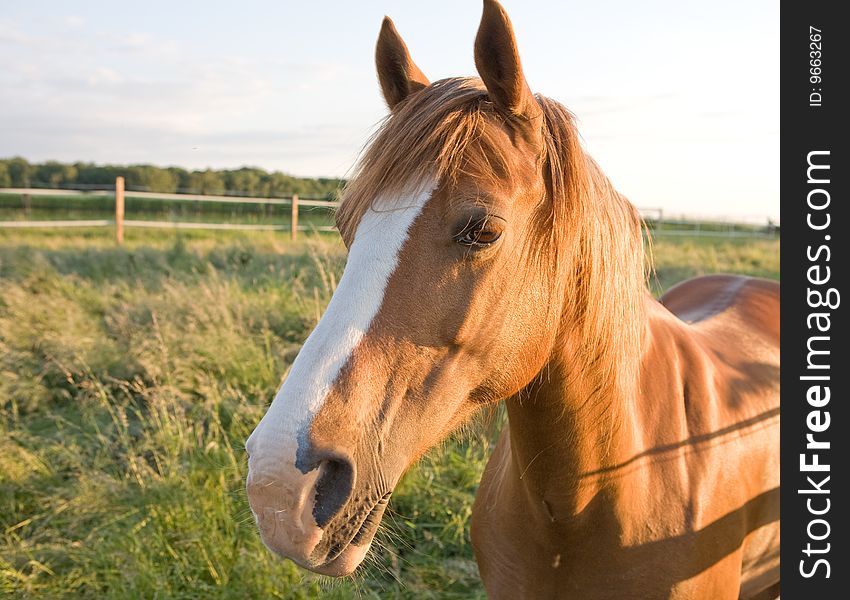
[0,157,344,199]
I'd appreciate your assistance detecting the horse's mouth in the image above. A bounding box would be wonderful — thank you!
[313,491,392,571]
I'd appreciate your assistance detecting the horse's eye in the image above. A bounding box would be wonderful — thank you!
[455,220,502,247]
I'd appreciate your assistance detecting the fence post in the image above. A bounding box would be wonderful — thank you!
[290,193,298,242]
[115,176,125,245]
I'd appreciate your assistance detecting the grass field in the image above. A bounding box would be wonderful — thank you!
[0,227,778,598]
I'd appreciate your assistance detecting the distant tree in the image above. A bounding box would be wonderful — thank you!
[187,169,226,195]
[225,168,263,196]
[125,165,179,193]
[35,161,78,187]
[73,162,121,186]
[167,167,191,191]
[5,157,32,187]
[0,162,11,187]
[0,158,344,197]
[265,171,296,198]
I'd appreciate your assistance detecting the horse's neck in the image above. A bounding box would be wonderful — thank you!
[503,295,687,526]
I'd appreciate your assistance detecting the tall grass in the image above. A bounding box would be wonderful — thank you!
[0,228,778,598]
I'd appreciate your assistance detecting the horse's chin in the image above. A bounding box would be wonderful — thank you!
[266,521,379,577]
[254,481,391,577]
[304,492,391,576]
[305,541,372,577]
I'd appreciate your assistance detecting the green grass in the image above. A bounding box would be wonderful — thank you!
[648,235,779,293]
[0,227,778,598]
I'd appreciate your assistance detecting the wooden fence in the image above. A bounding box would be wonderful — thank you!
[1,180,778,242]
[0,178,340,243]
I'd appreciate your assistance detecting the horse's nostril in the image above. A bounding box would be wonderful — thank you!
[312,454,355,527]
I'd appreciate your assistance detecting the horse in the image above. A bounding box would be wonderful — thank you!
[245,1,780,597]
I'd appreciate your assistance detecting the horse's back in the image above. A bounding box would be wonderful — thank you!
[660,274,779,344]
[660,274,780,410]
[661,275,780,598]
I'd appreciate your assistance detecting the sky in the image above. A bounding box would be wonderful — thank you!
[1,1,779,221]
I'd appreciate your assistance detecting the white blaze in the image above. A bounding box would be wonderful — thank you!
[246,182,433,549]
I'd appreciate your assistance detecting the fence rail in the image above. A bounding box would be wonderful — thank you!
[0,186,340,207]
[0,219,114,228]
[1,182,778,241]
[1,179,340,242]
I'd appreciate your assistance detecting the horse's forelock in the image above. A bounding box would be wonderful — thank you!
[338,78,648,412]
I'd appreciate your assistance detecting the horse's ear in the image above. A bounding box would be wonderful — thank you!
[376,17,430,110]
[474,0,542,145]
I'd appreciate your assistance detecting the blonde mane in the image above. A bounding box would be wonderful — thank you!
[537,97,647,411]
[337,77,647,407]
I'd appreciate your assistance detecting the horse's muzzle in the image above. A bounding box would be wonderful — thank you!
[245,441,367,575]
